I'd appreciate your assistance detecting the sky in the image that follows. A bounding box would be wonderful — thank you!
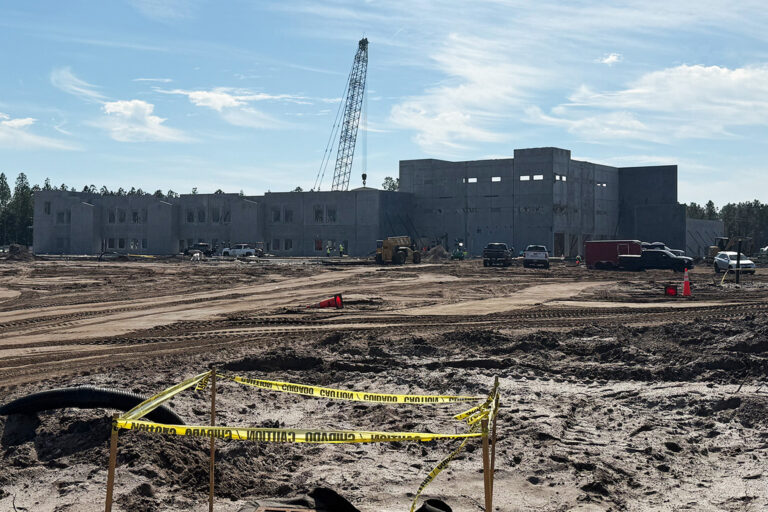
[1,0,767,205]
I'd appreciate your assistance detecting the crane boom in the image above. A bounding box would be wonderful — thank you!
[330,38,368,191]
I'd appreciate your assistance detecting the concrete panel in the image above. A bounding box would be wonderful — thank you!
[686,218,724,258]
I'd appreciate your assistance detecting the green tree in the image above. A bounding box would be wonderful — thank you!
[381,177,399,191]
[43,178,52,191]
[9,173,33,245]
[704,200,718,220]
[153,189,164,198]
[293,186,303,192]
[191,187,198,195]
[0,173,11,245]
[686,202,705,219]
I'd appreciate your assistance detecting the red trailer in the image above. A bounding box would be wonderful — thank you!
[584,240,642,269]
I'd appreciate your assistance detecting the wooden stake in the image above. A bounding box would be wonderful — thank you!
[490,397,498,496]
[209,369,216,512]
[105,413,119,512]
[482,418,492,511]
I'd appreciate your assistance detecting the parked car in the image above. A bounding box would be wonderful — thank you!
[713,251,756,274]
[221,243,263,258]
[619,249,694,272]
[523,245,549,269]
[482,243,513,267]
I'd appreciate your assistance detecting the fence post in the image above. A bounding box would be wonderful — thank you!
[105,413,119,512]
[209,369,216,512]
[490,394,498,495]
[482,418,492,511]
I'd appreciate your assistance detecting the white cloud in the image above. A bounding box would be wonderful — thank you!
[220,107,280,129]
[529,64,768,141]
[525,106,665,143]
[598,53,623,65]
[50,67,106,102]
[389,33,547,154]
[0,113,78,150]
[159,87,310,128]
[129,0,197,21]
[133,77,173,83]
[100,100,189,142]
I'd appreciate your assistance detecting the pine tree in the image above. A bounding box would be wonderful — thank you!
[10,173,33,245]
[0,173,10,245]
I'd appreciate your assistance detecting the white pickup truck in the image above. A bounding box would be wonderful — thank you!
[523,244,550,269]
[221,243,263,258]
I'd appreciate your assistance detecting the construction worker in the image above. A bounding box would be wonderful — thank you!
[339,242,344,256]
[326,245,331,257]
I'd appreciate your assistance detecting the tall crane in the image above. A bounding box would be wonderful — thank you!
[315,38,368,192]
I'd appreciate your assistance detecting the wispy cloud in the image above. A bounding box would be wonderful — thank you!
[597,53,623,66]
[390,33,547,155]
[50,67,106,102]
[129,0,198,21]
[98,100,189,142]
[133,77,173,83]
[0,112,78,150]
[158,87,319,128]
[530,64,768,141]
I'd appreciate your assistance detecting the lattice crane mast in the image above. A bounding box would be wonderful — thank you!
[315,38,368,192]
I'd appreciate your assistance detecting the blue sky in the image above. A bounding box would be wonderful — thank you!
[1,1,766,205]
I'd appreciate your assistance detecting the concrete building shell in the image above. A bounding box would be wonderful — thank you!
[32,147,720,258]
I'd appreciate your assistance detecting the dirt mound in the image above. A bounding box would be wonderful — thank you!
[423,245,449,262]
[4,244,34,261]
[222,352,322,372]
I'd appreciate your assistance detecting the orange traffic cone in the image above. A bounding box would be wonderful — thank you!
[682,268,691,297]
[307,294,343,309]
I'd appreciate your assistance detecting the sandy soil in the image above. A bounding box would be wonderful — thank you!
[1,257,767,511]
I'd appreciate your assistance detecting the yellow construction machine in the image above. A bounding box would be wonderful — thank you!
[375,236,422,264]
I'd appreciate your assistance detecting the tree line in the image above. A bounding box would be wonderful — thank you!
[686,200,768,250]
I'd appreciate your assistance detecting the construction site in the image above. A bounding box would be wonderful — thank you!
[3,37,768,512]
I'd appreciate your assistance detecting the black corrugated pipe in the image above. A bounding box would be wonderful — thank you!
[0,386,185,425]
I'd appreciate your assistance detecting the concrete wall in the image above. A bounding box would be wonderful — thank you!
[686,218,724,258]
[512,148,557,254]
[618,165,684,249]
[33,147,688,258]
[400,158,516,254]
[33,192,262,255]
[177,194,261,253]
[262,188,411,257]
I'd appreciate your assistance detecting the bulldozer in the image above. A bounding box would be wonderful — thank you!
[375,236,422,265]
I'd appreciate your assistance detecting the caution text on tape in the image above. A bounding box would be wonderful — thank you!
[116,419,482,444]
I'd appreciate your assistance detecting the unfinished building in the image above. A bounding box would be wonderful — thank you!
[33,146,721,257]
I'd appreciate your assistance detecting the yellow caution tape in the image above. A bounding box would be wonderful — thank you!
[115,419,482,444]
[411,378,501,512]
[409,422,481,512]
[121,370,212,421]
[219,373,484,404]
[195,373,211,392]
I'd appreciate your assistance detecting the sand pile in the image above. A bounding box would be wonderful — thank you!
[423,245,449,262]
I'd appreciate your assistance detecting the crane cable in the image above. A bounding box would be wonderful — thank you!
[313,64,353,192]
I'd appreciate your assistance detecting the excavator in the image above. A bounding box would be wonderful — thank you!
[706,237,753,263]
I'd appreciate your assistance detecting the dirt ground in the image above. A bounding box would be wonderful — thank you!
[1,257,767,511]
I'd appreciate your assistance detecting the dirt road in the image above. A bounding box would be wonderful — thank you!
[1,258,767,511]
